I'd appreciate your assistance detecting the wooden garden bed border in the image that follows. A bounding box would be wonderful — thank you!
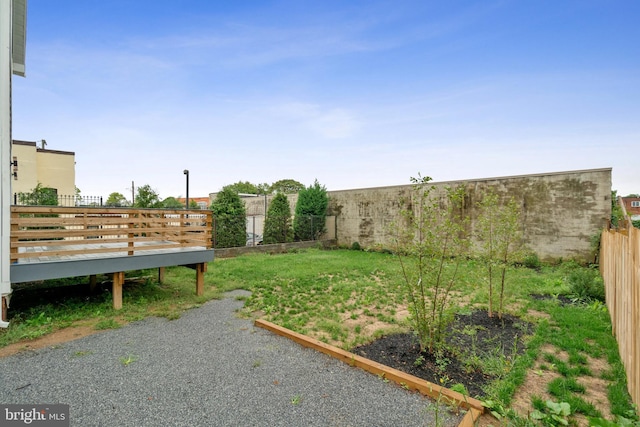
[255,319,483,427]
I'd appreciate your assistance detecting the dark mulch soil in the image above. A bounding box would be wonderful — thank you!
[529,293,574,306]
[352,310,533,398]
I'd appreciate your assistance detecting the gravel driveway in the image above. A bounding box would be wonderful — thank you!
[0,291,462,426]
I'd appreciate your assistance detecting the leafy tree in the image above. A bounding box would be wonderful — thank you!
[255,183,271,194]
[610,190,624,227]
[271,179,304,194]
[223,181,260,195]
[16,183,60,236]
[105,192,129,207]
[392,175,470,353]
[293,180,328,241]
[264,193,293,244]
[17,183,58,206]
[162,197,184,209]
[476,189,524,319]
[188,199,201,209]
[75,186,82,205]
[134,185,162,208]
[210,188,246,248]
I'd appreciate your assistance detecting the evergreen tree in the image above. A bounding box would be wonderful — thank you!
[293,180,328,241]
[210,188,246,248]
[264,193,293,244]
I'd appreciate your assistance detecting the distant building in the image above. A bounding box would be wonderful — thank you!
[11,140,76,198]
[621,196,640,221]
[177,197,210,210]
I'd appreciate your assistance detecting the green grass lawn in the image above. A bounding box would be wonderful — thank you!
[0,248,637,425]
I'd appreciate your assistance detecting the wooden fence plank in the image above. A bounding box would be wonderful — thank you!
[601,225,640,411]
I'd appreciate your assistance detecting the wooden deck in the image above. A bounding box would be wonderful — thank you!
[6,206,214,315]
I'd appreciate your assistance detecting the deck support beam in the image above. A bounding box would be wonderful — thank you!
[112,272,124,310]
[158,267,165,284]
[89,275,97,293]
[1,296,7,325]
[196,263,205,296]
[184,262,207,296]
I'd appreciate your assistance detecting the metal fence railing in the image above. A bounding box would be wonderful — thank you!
[213,215,334,249]
[10,196,335,250]
[13,193,104,207]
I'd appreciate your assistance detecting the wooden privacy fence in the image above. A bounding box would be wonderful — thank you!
[10,206,212,262]
[600,223,640,410]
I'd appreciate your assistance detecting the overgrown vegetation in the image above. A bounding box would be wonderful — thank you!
[567,267,606,302]
[16,183,62,238]
[610,190,624,228]
[392,175,469,353]
[16,182,59,206]
[0,250,635,425]
[476,189,524,319]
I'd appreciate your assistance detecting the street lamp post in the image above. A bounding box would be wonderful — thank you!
[183,170,189,209]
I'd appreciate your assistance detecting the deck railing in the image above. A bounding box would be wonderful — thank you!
[10,206,212,263]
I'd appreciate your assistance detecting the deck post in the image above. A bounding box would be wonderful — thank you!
[1,296,7,324]
[195,262,205,296]
[158,267,165,284]
[112,272,124,310]
[89,275,97,292]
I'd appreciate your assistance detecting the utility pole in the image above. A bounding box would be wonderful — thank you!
[183,170,189,209]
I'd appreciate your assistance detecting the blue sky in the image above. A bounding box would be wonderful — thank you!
[12,0,640,200]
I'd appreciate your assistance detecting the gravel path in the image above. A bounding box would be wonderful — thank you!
[0,291,462,426]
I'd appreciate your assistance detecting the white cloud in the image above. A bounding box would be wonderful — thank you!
[269,102,361,139]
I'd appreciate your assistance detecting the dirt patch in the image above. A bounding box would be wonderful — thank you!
[353,310,532,398]
[508,343,614,425]
[0,324,100,358]
[352,311,617,426]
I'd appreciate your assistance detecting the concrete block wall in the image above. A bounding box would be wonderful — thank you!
[327,168,612,262]
[214,168,611,261]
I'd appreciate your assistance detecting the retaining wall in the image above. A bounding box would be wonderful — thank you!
[224,168,611,261]
[327,168,612,261]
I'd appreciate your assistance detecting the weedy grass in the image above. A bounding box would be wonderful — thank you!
[0,249,636,423]
[0,269,222,348]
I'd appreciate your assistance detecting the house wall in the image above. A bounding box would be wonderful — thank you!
[11,140,38,193]
[621,197,640,220]
[36,149,76,196]
[11,140,75,197]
